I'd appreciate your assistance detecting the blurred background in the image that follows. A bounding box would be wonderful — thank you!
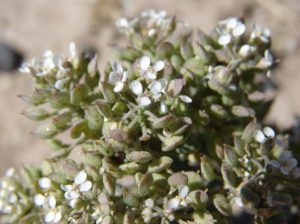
[0,0,300,173]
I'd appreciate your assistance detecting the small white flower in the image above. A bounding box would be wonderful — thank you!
[38,177,51,190]
[69,42,78,58]
[251,24,271,43]
[109,61,128,93]
[34,194,46,207]
[116,18,129,28]
[258,50,273,68]
[167,186,189,211]
[217,17,246,45]
[5,168,15,177]
[61,170,92,201]
[254,126,275,144]
[139,56,165,80]
[54,78,69,90]
[270,151,298,175]
[149,78,168,100]
[138,96,151,107]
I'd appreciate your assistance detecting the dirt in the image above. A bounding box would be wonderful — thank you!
[0,0,300,173]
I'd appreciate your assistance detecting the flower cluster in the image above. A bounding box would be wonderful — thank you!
[1,10,299,224]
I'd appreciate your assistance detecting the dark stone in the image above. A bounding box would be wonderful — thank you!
[0,42,24,71]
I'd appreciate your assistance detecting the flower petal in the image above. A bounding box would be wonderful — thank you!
[270,160,280,168]
[112,61,123,73]
[74,170,87,185]
[60,184,73,192]
[149,81,162,94]
[69,42,77,58]
[38,177,51,189]
[109,72,119,84]
[178,95,192,103]
[48,195,56,208]
[80,181,92,192]
[232,23,246,36]
[138,96,151,107]
[53,211,62,223]
[153,61,165,72]
[279,151,292,162]
[218,34,231,46]
[130,80,143,95]
[254,130,266,144]
[263,126,275,138]
[179,186,189,198]
[144,71,156,80]
[44,210,55,223]
[34,194,45,206]
[114,82,124,93]
[140,56,151,70]
[64,190,80,200]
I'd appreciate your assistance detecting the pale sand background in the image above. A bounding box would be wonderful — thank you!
[0,0,300,173]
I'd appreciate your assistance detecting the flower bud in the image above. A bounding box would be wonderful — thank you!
[162,136,183,152]
[22,108,49,121]
[148,156,173,173]
[138,173,153,197]
[103,173,116,196]
[168,173,188,187]
[232,105,255,118]
[35,123,58,139]
[221,163,237,187]
[70,84,88,106]
[200,156,216,181]
[123,189,140,207]
[213,194,232,216]
[126,151,153,164]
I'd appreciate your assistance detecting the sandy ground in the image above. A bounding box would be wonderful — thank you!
[0,0,300,173]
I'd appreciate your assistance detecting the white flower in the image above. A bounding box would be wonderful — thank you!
[61,170,92,201]
[149,78,168,100]
[251,24,271,43]
[69,42,78,58]
[109,62,128,93]
[116,18,129,28]
[238,44,255,57]
[254,126,275,144]
[139,56,165,80]
[5,168,15,177]
[258,50,273,68]
[138,96,152,107]
[141,10,167,27]
[270,151,298,175]
[38,177,52,190]
[167,186,189,211]
[130,80,143,96]
[217,17,246,46]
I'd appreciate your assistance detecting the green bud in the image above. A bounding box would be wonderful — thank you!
[126,151,153,164]
[84,152,102,168]
[213,66,232,85]
[120,162,144,174]
[84,105,103,130]
[167,79,184,97]
[198,110,210,126]
[152,114,177,129]
[49,92,70,109]
[46,139,68,152]
[99,82,116,104]
[208,79,231,95]
[22,108,49,121]
[162,136,183,152]
[35,123,58,139]
[242,120,259,143]
[213,194,232,216]
[70,84,88,106]
[183,57,205,77]
[138,173,153,197]
[123,189,140,207]
[210,104,229,119]
[221,163,237,187]
[70,120,88,139]
[156,42,174,59]
[103,173,116,196]
[224,145,239,167]
[170,54,183,72]
[53,111,72,129]
[200,156,216,181]
[232,105,255,118]
[168,173,188,187]
[180,35,194,60]
[97,140,114,156]
[148,156,173,173]
[95,99,112,118]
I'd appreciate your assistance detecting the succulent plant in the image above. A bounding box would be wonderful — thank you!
[1,10,299,224]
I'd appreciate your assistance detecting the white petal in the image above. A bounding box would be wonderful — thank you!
[158,78,168,90]
[263,126,275,138]
[280,166,291,175]
[144,71,156,80]
[53,211,62,223]
[44,50,54,58]
[168,198,180,210]
[116,18,128,28]
[226,18,238,29]
[74,170,87,185]
[270,160,280,168]
[152,93,162,100]
[130,80,143,95]
[149,81,162,94]
[112,61,123,74]
[69,42,77,58]
[80,181,92,192]
[34,194,45,206]
[39,177,51,189]
[148,28,156,37]
[48,195,56,208]
[179,186,189,198]
[5,168,15,177]
[232,23,246,36]
[179,95,192,103]
[145,198,154,208]
[122,71,128,82]
[287,158,298,170]
[109,72,119,84]
[54,78,68,90]
[153,61,165,72]
[279,151,292,162]
[160,102,168,114]
[254,130,266,144]
[140,56,151,70]
[45,210,55,223]
[19,63,30,73]
[138,96,151,106]
[64,190,80,200]
[114,82,124,93]
[60,184,73,192]
[218,34,231,46]
[235,197,244,207]
[239,45,252,57]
